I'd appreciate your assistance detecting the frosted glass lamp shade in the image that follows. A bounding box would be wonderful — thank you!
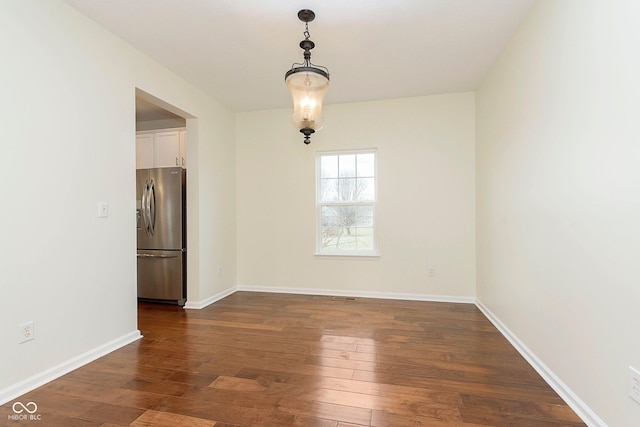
[285,67,329,134]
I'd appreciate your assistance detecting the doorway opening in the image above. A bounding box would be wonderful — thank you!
[135,90,192,308]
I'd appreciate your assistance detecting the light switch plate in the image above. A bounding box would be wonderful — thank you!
[98,202,109,218]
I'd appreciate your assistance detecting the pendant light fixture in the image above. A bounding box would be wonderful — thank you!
[285,9,330,145]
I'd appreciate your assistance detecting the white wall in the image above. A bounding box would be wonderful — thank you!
[476,1,640,425]
[236,93,475,300]
[0,0,236,400]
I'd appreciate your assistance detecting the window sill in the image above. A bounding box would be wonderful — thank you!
[315,251,380,259]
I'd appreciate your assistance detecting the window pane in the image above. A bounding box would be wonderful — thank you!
[338,178,358,201]
[320,178,338,202]
[321,224,341,249]
[339,154,356,177]
[356,235,374,249]
[321,155,338,178]
[356,227,373,240]
[321,224,361,250]
[356,178,375,201]
[356,206,374,226]
[336,205,358,229]
[342,236,358,249]
[357,153,375,177]
[321,206,339,225]
[322,205,357,230]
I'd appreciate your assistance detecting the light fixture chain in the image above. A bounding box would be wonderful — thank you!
[304,22,310,40]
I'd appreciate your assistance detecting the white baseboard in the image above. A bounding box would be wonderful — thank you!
[475,300,606,427]
[236,284,475,304]
[0,330,142,406]
[183,286,237,309]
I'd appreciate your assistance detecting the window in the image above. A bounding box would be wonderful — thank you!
[316,150,378,256]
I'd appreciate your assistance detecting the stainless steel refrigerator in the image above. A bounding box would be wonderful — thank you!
[136,167,186,305]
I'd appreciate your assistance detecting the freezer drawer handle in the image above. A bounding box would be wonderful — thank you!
[137,253,181,259]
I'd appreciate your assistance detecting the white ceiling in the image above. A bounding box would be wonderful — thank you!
[63,0,534,113]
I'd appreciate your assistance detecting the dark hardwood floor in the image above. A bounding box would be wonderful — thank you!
[2,292,585,426]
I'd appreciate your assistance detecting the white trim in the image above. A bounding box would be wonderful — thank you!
[183,286,237,310]
[0,330,142,406]
[475,300,606,427]
[236,284,475,304]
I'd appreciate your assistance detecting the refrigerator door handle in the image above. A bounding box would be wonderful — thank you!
[141,179,149,235]
[148,178,156,235]
[146,179,152,236]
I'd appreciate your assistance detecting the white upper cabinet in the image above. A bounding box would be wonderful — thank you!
[153,130,181,168]
[136,128,186,169]
[135,133,154,169]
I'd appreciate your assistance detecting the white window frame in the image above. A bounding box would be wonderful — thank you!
[315,149,379,257]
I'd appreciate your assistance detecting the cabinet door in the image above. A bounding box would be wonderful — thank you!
[153,131,181,168]
[136,134,154,169]
[179,130,187,169]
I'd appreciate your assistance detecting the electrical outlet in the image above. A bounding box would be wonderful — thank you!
[218,266,222,276]
[629,366,640,404]
[427,267,436,278]
[18,321,34,344]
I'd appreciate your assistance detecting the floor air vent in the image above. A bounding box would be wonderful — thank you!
[331,296,358,301]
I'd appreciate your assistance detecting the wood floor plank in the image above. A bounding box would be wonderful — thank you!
[183,318,285,332]
[371,409,488,427]
[120,377,193,397]
[209,376,268,392]
[130,409,216,427]
[276,398,372,426]
[74,402,145,425]
[459,394,586,425]
[0,292,586,426]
